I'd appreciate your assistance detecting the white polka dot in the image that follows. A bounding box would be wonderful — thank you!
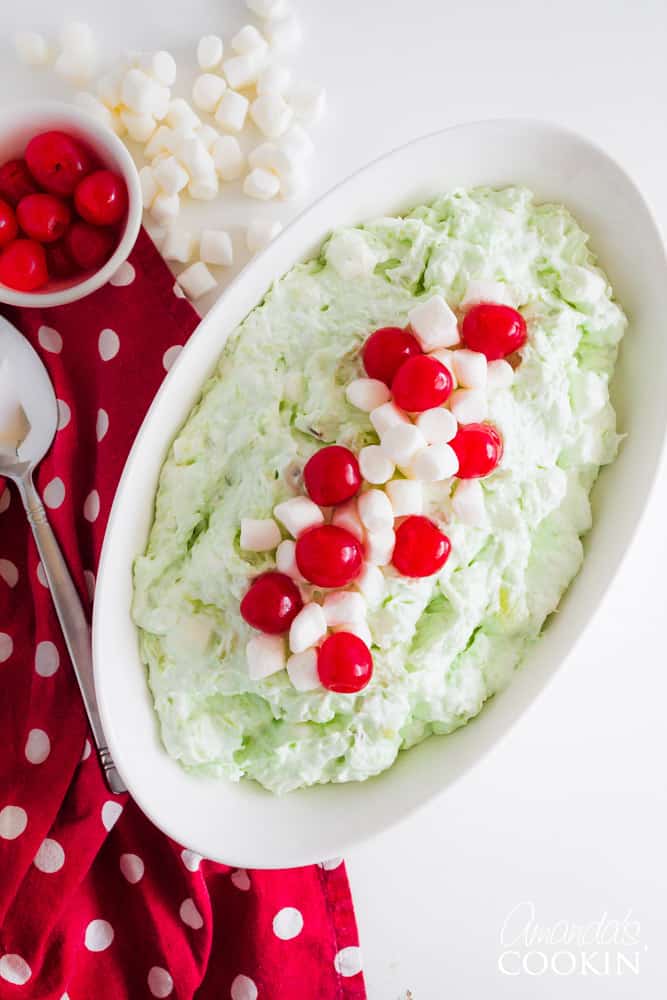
[0,954,31,985]
[162,345,182,372]
[96,409,109,442]
[120,853,144,884]
[36,562,48,588]
[81,738,92,760]
[109,261,135,287]
[230,974,258,1000]
[98,328,120,362]
[319,857,343,870]
[173,281,186,299]
[56,399,71,431]
[230,868,251,891]
[38,325,63,354]
[25,728,50,764]
[272,906,303,940]
[334,946,363,977]
[35,641,59,677]
[34,837,65,873]
[83,490,100,523]
[84,918,114,952]
[0,633,13,662]
[101,800,123,831]
[179,898,204,929]
[0,805,28,840]
[148,966,173,998]
[0,559,18,588]
[43,477,66,509]
[0,488,10,514]
[180,848,201,872]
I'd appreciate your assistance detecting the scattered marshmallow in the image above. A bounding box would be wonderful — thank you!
[55,49,95,84]
[380,424,425,465]
[358,489,394,532]
[197,35,224,71]
[449,388,488,424]
[386,479,423,517]
[245,0,290,17]
[200,229,233,267]
[196,124,219,153]
[60,20,95,55]
[96,69,124,109]
[370,402,411,437]
[248,141,294,174]
[212,135,245,180]
[215,90,249,132]
[144,125,174,159]
[415,407,457,444]
[139,50,177,88]
[120,109,157,143]
[276,539,303,580]
[408,295,460,351]
[150,191,180,225]
[323,591,366,628]
[365,529,395,567]
[247,634,285,680]
[176,135,215,180]
[286,648,321,691]
[346,378,391,412]
[177,261,217,300]
[240,516,281,551]
[166,98,201,131]
[277,166,306,201]
[359,445,395,485]
[280,123,315,160]
[460,279,515,310]
[74,92,116,131]
[188,174,219,200]
[192,73,227,112]
[289,603,327,654]
[274,496,324,537]
[452,349,487,389]
[223,52,265,90]
[430,349,458,388]
[486,359,515,390]
[162,228,195,264]
[408,443,459,482]
[231,25,269,56]
[452,479,486,526]
[246,217,283,252]
[139,166,158,208]
[250,93,293,138]
[14,31,49,66]
[289,82,326,125]
[243,167,280,200]
[264,12,302,50]
[258,63,291,95]
[355,563,385,607]
[331,498,365,541]
[121,68,165,115]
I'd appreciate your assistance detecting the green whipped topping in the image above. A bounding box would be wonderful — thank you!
[132,186,626,794]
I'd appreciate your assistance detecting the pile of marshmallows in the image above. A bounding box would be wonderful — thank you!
[14,0,325,300]
[238,279,525,692]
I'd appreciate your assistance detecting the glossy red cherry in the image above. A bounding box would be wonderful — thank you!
[0,239,48,291]
[317,632,373,693]
[0,159,39,206]
[362,326,422,386]
[0,199,18,248]
[74,170,128,226]
[303,446,361,506]
[461,303,527,360]
[391,354,453,412]
[391,515,450,578]
[64,221,116,271]
[240,571,303,635]
[17,193,71,243]
[450,422,503,479]
[25,131,93,196]
[45,239,78,279]
[295,524,364,588]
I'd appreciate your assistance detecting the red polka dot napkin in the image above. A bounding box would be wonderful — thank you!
[0,230,366,1000]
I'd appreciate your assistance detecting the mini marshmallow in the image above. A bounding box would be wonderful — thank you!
[326,230,377,280]
[231,24,269,56]
[386,479,423,517]
[289,82,326,125]
[358,489,394,533]
[14,31,49,66]
[331,499,365,541]
[74,92,115,131]
[139,166,158,208]
[274,496,324,537]
[243,167,280,200]
[380,424,425,465]
[278,168,306,201]
[245,0,290,16]
[452,349,487,389]
[430,349,458,388]
[276,539,304,580]
[486,359,515,390]
[452,479,486,526]
[196,124,219,152]
[161,227,195,264]
[370,402,411,437]
[258,63,291,95]
[246,217,283,252]
[408,443,459,482]
[359,445,395,485]
[408,295,460,351]
[365,529,395,567]
[121,68,162,114]
[336,620,373,647]
[200,229,233,267]
[54,49,95,84]
[223,52,265,90]
[246,634,285,681]
[140,50,177,87]
[248,141,295,175]
[449,388,488,424]
[149,191,180,226]
[345,378,391,412]
[96,69,124,109]
[192,73,227,112]
[286,648,321,691]
[250,94,294,138]
[355,564,385,607]
[280,123,315,160]
[460,279,515,310]
[60,20,95,52]
[144,125,174,159]
[240,517,281,551]
[197,35,224,71]
[289,602,327,655]
[176,135,215,180]
[265,12,302,50]
[188,174,219,200]
[415,407,458,444]
[215,90,249,133]
[323,591,366,628]
[119,109,157,143]
[177,261,217,300]
[166,98,201,131]
[212,135,245,180]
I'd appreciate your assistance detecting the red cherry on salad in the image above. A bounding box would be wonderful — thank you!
[362,326,422,386]
[450,422,503,479]
[240,571,304,635]
[17,193,71,244]
[45,239,78,279]
[74,169,128,226]
[0,199,18,248]
[391,354,453,412]
[64,221,116,271]
[25,130,93,197]
[461,303,527,360]
[295,524,364,588]
[0,159,39,206]
[0,239,48,291]
[317,631,373,693]
[303,445,361,506]
[391,515,451,578]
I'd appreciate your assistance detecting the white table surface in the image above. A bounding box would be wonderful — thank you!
[2,1,667,996]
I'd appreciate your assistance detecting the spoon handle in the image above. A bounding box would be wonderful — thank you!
[17,472,126,795]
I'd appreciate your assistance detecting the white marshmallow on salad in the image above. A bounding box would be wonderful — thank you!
[192,73,227,112]
[200,230,233,267]
[212,136,245,181]
[408,443,459,482]
[215,90,249,133]
[240,517,281,551]
[486,359,515,390]
[451,479,486,526]
[246,218,283,252]
[370,401,411,437]
[452,349,487,389]
[276,539,304,580]
[345,378,391,412]
[243,167,280,200]
[289,603,327,654]
[197,35,224,71]
[415,407,457,444]
[358,489,393,533]
[177,261,217,300]
[335,620,372,648]
[286,648,321,691]
[459,279,515,310]
[364,529,395,567]
[359,445,395,485]
[449,388,488,424]
[331,498,365,541]
[355,564,385,607]
[274,496,324,537]
[380,424,425,465]
[323,591,366,628]
[386,479,423,517]
[161,228,195,264]
[408,295,459,351]
[247,634,285,680]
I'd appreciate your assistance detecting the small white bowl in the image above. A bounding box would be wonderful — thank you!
[0,101,142,308]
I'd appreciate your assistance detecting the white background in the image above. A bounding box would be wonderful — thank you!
[2,1,667,997]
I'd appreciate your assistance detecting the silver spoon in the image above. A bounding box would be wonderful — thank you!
[0,315,125,794]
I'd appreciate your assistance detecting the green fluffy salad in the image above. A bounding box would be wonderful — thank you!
[132,186,626,794]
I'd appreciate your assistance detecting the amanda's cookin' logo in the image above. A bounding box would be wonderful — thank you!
[498,901,643,978]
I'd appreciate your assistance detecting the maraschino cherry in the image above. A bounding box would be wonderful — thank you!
[295,525,364,588]
[303,445,361,506]
[391,355,453,412]
[391,516,451,577]
[450,423,503,478]
[318,632,373,693]
[461,303,527,360]
[240,572,303,634]
[362,326,422,386]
